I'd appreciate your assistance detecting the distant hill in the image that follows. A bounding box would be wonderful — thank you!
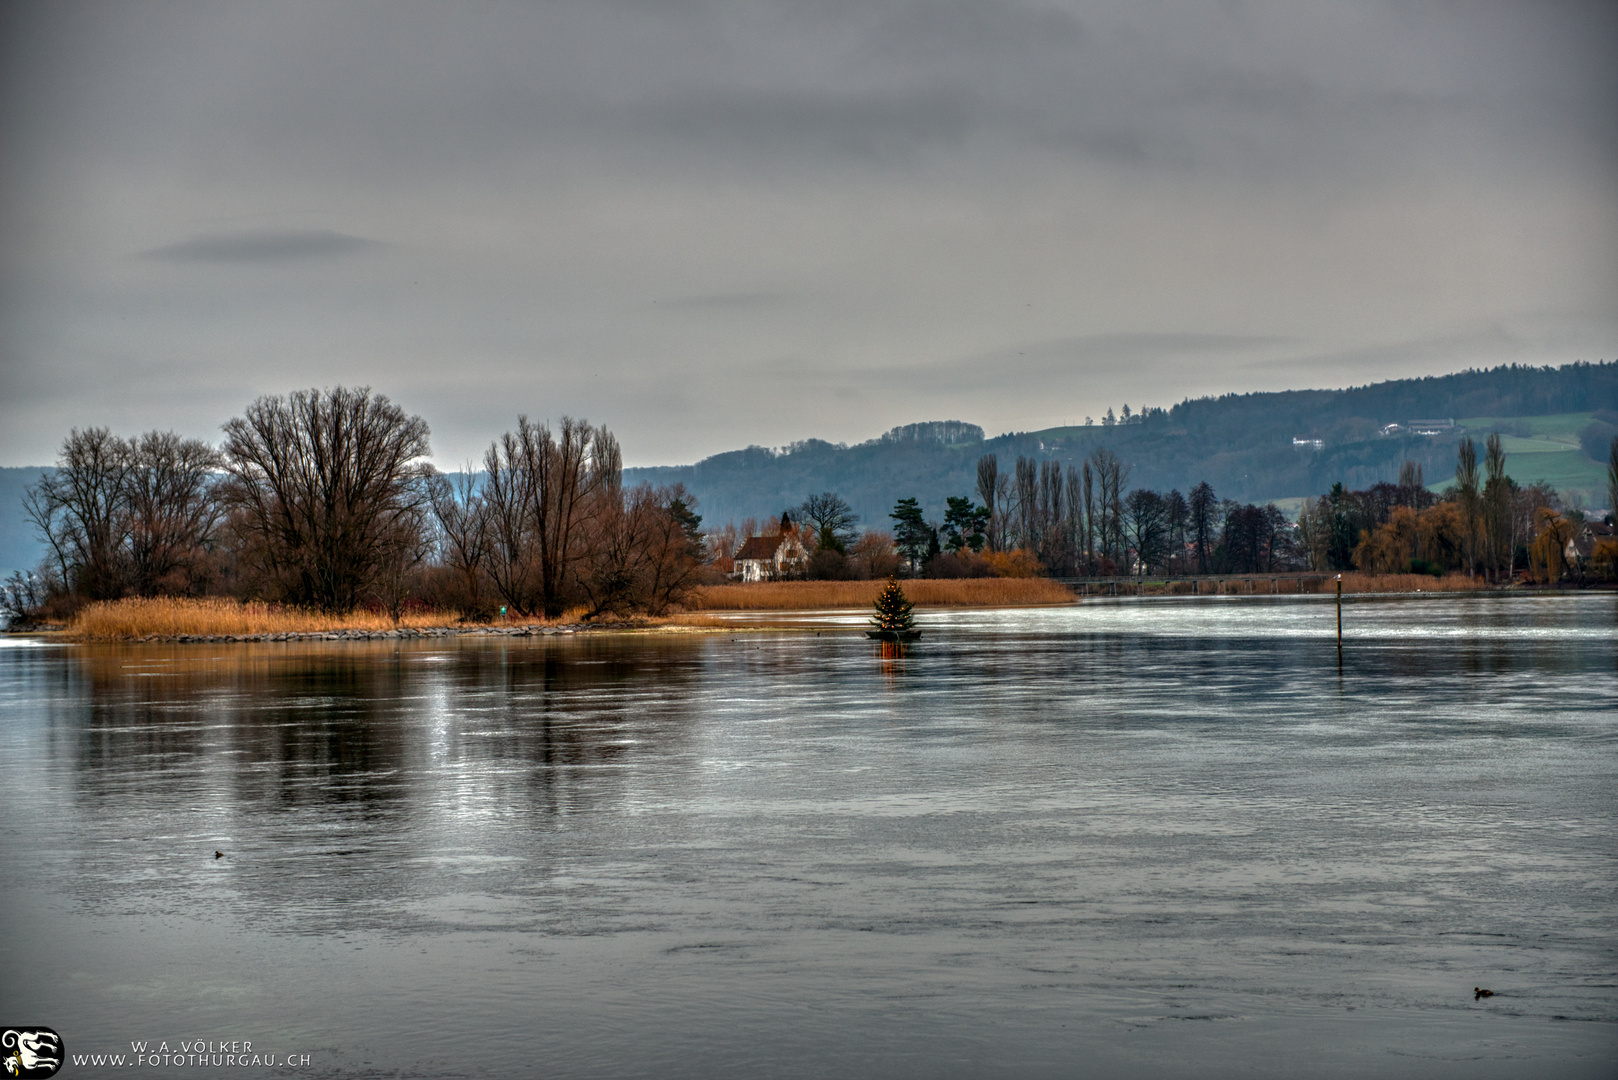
[626,362,1618,529]
[0,467,49,578]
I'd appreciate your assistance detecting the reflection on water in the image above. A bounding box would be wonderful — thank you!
[1,595,1614,1078]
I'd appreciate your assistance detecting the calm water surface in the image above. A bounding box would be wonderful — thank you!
[2,594,1614,1078]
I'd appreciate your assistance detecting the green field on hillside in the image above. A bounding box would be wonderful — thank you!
[1438,414,1608,503]
[1275,413,1611,511]
[1457,413,1594,441]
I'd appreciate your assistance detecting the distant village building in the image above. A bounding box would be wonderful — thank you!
[1379,418,1456,437]
[1569,519,1613,564]
[732,513,812,582]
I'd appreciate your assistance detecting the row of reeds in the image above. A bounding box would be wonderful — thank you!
[1334,572,1494,593]
[66,597,468,640]
[685,577,1077,610]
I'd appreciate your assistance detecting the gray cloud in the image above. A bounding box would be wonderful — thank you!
[813,333,1298,395]
[143,230,380,263]
[0,1,1613,468]
[659,291,792,310]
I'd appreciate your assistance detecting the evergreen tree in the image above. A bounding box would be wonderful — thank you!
[889,497,934,573]
[943,495,990,552]
[870,577,916,633]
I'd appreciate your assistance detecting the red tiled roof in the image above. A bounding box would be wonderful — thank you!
[734,535,784,561]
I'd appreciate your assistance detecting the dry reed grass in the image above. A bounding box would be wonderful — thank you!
[68,597,466,640]
[1336,572,1492,593]
[687,577,1076,611]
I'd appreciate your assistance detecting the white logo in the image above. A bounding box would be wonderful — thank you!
[1,1029,62,1079]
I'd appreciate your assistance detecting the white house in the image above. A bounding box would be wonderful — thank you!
[732,520,812,582]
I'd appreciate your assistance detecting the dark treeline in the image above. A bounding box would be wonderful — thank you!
[854,432,1615,583]
[8,387,707,620]
[874,448,1298,579]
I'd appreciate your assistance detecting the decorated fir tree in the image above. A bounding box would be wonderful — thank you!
[870,577,916,635]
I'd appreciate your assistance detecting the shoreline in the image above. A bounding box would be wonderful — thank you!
[6,583,1607,644]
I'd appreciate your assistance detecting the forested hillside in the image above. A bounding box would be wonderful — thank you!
[627,362,1617,529]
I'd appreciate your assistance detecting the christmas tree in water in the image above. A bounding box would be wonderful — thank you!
[870,577,916,635]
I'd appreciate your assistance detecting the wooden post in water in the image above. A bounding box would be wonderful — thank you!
[1335,573,1343,666]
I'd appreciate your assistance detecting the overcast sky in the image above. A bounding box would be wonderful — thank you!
[1,1,1613,468]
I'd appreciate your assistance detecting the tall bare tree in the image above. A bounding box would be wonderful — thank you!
[220,387,432,611]
[1454,436,1481,576]
[1482,432,1510,582]
[975,454,1000,551]
[1037,460,1062,564]
[1081,461,1096,571]
[1015,455,1038,551]
[478,416,621,618]
[123,431,222,595]
[482,427,541,614]
[1064,468,1085,575]
[533,417,619,617]
[429,468,493,615]
[26,427,135,600]
[1188,481,1217,574]
[1163,489,1189,572]
[1088,448,1127,570]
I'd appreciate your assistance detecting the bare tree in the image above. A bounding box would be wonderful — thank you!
[26,427,135,600]
[1081,462,1096,571]
[429,469,493,616]
[533,417,620,618]
[581,484,705,617]
[1015,455,1038,551]
[1087,448,1127,570]
[1454,436,1480,575]
[976,454,999,551]
[375,499,435,622]
[639,486,705,614]
[124,431,222,595]
[1033,460,1067,569]
[1162,489,1189,573]
[220,387,432,611]
[1064,468,1084,575]
[1188,481,1217,574]
[482,427,541,614]
[27,427,222,602]
[1482,432,1510,582]
[797,492,859,552]
[477,416,621,618]
[1124,488,1166,574]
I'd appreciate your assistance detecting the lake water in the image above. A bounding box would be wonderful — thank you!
[1,594,1614,1078]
